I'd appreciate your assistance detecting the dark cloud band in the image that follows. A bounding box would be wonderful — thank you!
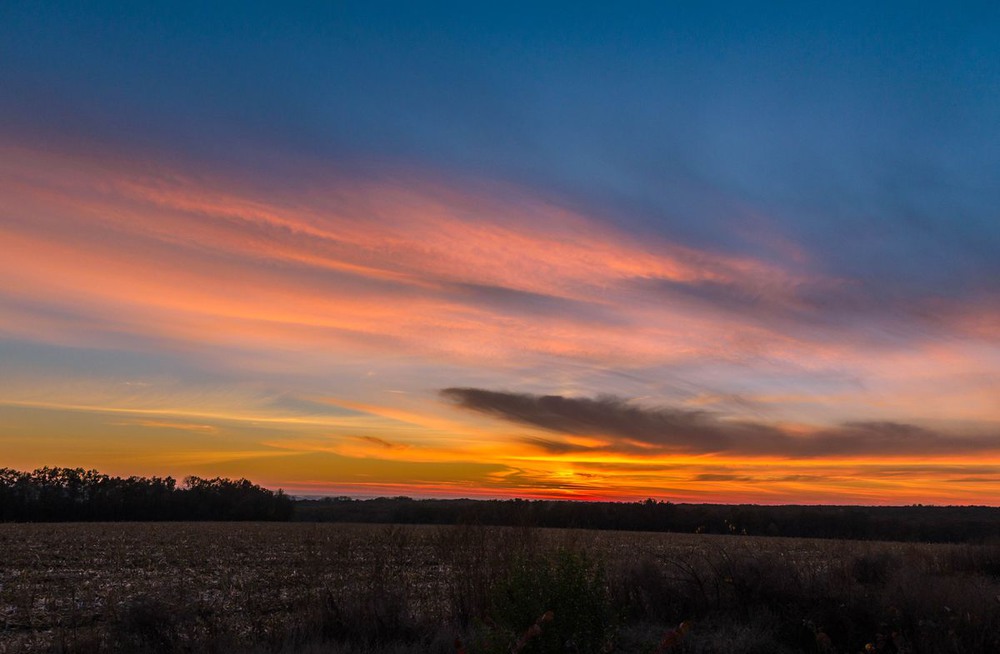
[441,388,999,458]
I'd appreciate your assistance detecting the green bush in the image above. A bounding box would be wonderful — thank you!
[479,547,615,653]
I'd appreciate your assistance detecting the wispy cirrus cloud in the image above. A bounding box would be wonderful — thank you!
[1,143,814,367]
[4,141,996,379]
[2,141,999,503]
[354,435,410,450]
[16,140,948,411]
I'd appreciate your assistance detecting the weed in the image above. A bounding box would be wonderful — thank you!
[479,547,614,653]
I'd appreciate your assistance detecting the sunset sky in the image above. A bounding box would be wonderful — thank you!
[1,3,999,504]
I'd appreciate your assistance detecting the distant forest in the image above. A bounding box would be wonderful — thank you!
[295,496,1000,544]
[0,467,293,521]
[6,467,1000,544]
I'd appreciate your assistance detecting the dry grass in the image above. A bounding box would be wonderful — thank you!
[1,523,999,653]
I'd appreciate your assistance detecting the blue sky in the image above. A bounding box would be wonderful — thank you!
[5,3,999,292]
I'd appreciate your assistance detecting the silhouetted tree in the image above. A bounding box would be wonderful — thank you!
[0,467,292,522]
[292,496,1000,543]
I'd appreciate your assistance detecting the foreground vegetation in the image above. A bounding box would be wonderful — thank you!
[2,523,1000,653]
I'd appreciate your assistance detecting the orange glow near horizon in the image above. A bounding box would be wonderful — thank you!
[1,141,999,505]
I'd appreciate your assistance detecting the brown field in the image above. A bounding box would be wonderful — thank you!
[1,523,999,653]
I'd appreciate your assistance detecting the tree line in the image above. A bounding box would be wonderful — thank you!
[7,467,1000,542]
[0,467,293,521]
[294,496,1000,543]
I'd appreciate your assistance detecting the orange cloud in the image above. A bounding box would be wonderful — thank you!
[0,142,825,368]
[2,140,999,504]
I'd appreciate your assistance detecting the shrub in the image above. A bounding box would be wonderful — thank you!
[479,547,615,653]
[610,555,681,624]
[110,594,197,653]
[851,549,897,585]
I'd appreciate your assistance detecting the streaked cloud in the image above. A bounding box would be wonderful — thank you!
[2,142,886,385]
[2,141,998,505]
